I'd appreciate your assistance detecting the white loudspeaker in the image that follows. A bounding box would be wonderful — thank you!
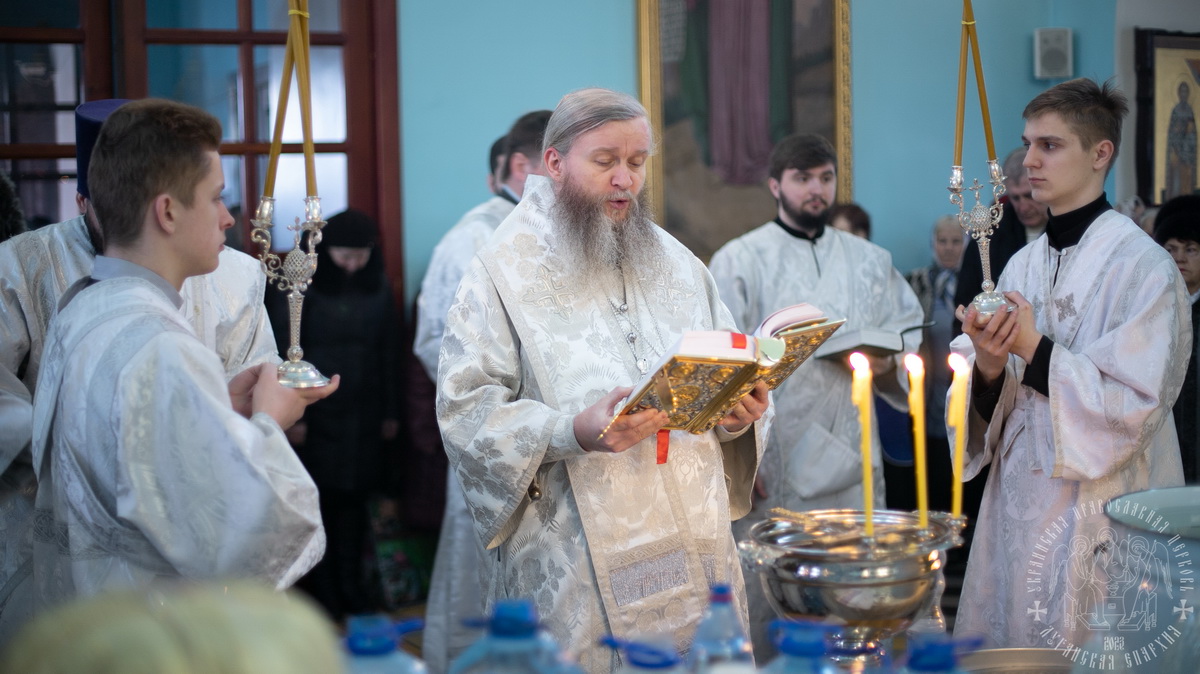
[1034,27,1073,80]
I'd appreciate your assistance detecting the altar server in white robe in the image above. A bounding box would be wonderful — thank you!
[437,88,770,673]
[0,99,281,645]
[416,110,552,673]
[29,99,338,624]
[709,133,924,659]
[951,78,1189,652]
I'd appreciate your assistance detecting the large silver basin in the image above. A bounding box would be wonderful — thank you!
[739,509,964,664]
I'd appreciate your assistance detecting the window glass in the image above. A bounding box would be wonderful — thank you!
[0,0,78,29]
[252,0,340,32]
[147,45,243,142]
[253,45,345,144]
[147,1,238,30]
[1,43,82,231]
[253,153,347,252]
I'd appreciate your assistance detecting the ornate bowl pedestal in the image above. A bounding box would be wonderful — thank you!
[739,509,965,671]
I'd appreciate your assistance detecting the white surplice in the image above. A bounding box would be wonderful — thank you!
[708,222,925,657]
[413,194,515,672]
[29,264,323,621]
[436,176,767,673]
[0,216,279,644]
[949,210,1190,651]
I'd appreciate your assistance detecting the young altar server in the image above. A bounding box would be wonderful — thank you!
[28,99,339,624]
[951,78,1190,650]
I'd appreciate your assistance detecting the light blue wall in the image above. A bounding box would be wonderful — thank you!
[399,1,637,306]
[852,0,1117,274]
[398,0,1129,294]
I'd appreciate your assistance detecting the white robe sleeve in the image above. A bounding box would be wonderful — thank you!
[0,247,34,463]
[114,333,324,588]
[1045,268,1190,481]
[436,260,582,549]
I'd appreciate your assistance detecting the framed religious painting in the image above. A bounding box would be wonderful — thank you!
[1134,28,1200,205]
[637,0,852,261]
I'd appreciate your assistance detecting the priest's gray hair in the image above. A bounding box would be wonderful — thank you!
[542,88,656,157]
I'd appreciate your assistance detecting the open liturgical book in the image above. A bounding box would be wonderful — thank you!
[603,303,845,437]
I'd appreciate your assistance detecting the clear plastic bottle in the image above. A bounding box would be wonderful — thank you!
[448,599,563,674]
[344,615,428,674]
[759,621,837,674]
[688,584,754,673]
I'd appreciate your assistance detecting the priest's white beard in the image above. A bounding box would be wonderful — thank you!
[551,174,662,284]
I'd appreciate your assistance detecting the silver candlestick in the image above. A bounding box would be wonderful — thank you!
[949,160,1008,319]
[250,195,331,388]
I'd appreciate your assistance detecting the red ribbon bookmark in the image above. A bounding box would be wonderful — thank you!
[731,333,747,349]
[656,429,670,464]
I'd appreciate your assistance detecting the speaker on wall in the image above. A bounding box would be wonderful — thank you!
[1034,27,1073,80]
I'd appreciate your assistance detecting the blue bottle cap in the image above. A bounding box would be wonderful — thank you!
[769,620,829,658]
[905,634,983,672]
[600,636,681,670]
[708,584,732,603]
[490,598,539,638]
[345,614,397,656]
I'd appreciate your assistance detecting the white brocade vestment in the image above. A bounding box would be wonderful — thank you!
[414,194,515,673]
[30,271,323,618]
[436,176,767,673]
[708,222,924,658]
[949,210,1190,652]
[0,216,279,644]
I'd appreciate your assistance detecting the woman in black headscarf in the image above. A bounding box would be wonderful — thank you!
[269,208,400,620]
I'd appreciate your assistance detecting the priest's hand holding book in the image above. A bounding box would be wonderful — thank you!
[575,386,671,453]
[574,380,770,454]
[588,303,845,447]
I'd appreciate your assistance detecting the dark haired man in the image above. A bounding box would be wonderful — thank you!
[708,132,923,658]
[951,78,1189,650]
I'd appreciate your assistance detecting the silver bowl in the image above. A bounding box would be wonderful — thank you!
[739,509,965,665]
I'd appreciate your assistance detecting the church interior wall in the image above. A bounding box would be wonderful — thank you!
[397,0,1198,306]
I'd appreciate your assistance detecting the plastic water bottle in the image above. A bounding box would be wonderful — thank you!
[601,635,685,674]
[688,584,754,673]
[759,621,837,674]
[345,615,428,673]
[448,598,562,674]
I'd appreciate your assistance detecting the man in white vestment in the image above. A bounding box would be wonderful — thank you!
[436,88,770,672]
[27,100,338,627]
[416,110,552,672]
[950,79,1189,655]
[708,133,924,659]
[0,100,283,645]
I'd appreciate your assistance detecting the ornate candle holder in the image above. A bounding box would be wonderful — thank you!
[949,161,1008,319]
[740,509,965,669]
[250,195,331,388]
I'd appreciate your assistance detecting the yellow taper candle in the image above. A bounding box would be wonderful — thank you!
[849,352,874,537]
[904,354,928,529]
[947,353,971,518]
